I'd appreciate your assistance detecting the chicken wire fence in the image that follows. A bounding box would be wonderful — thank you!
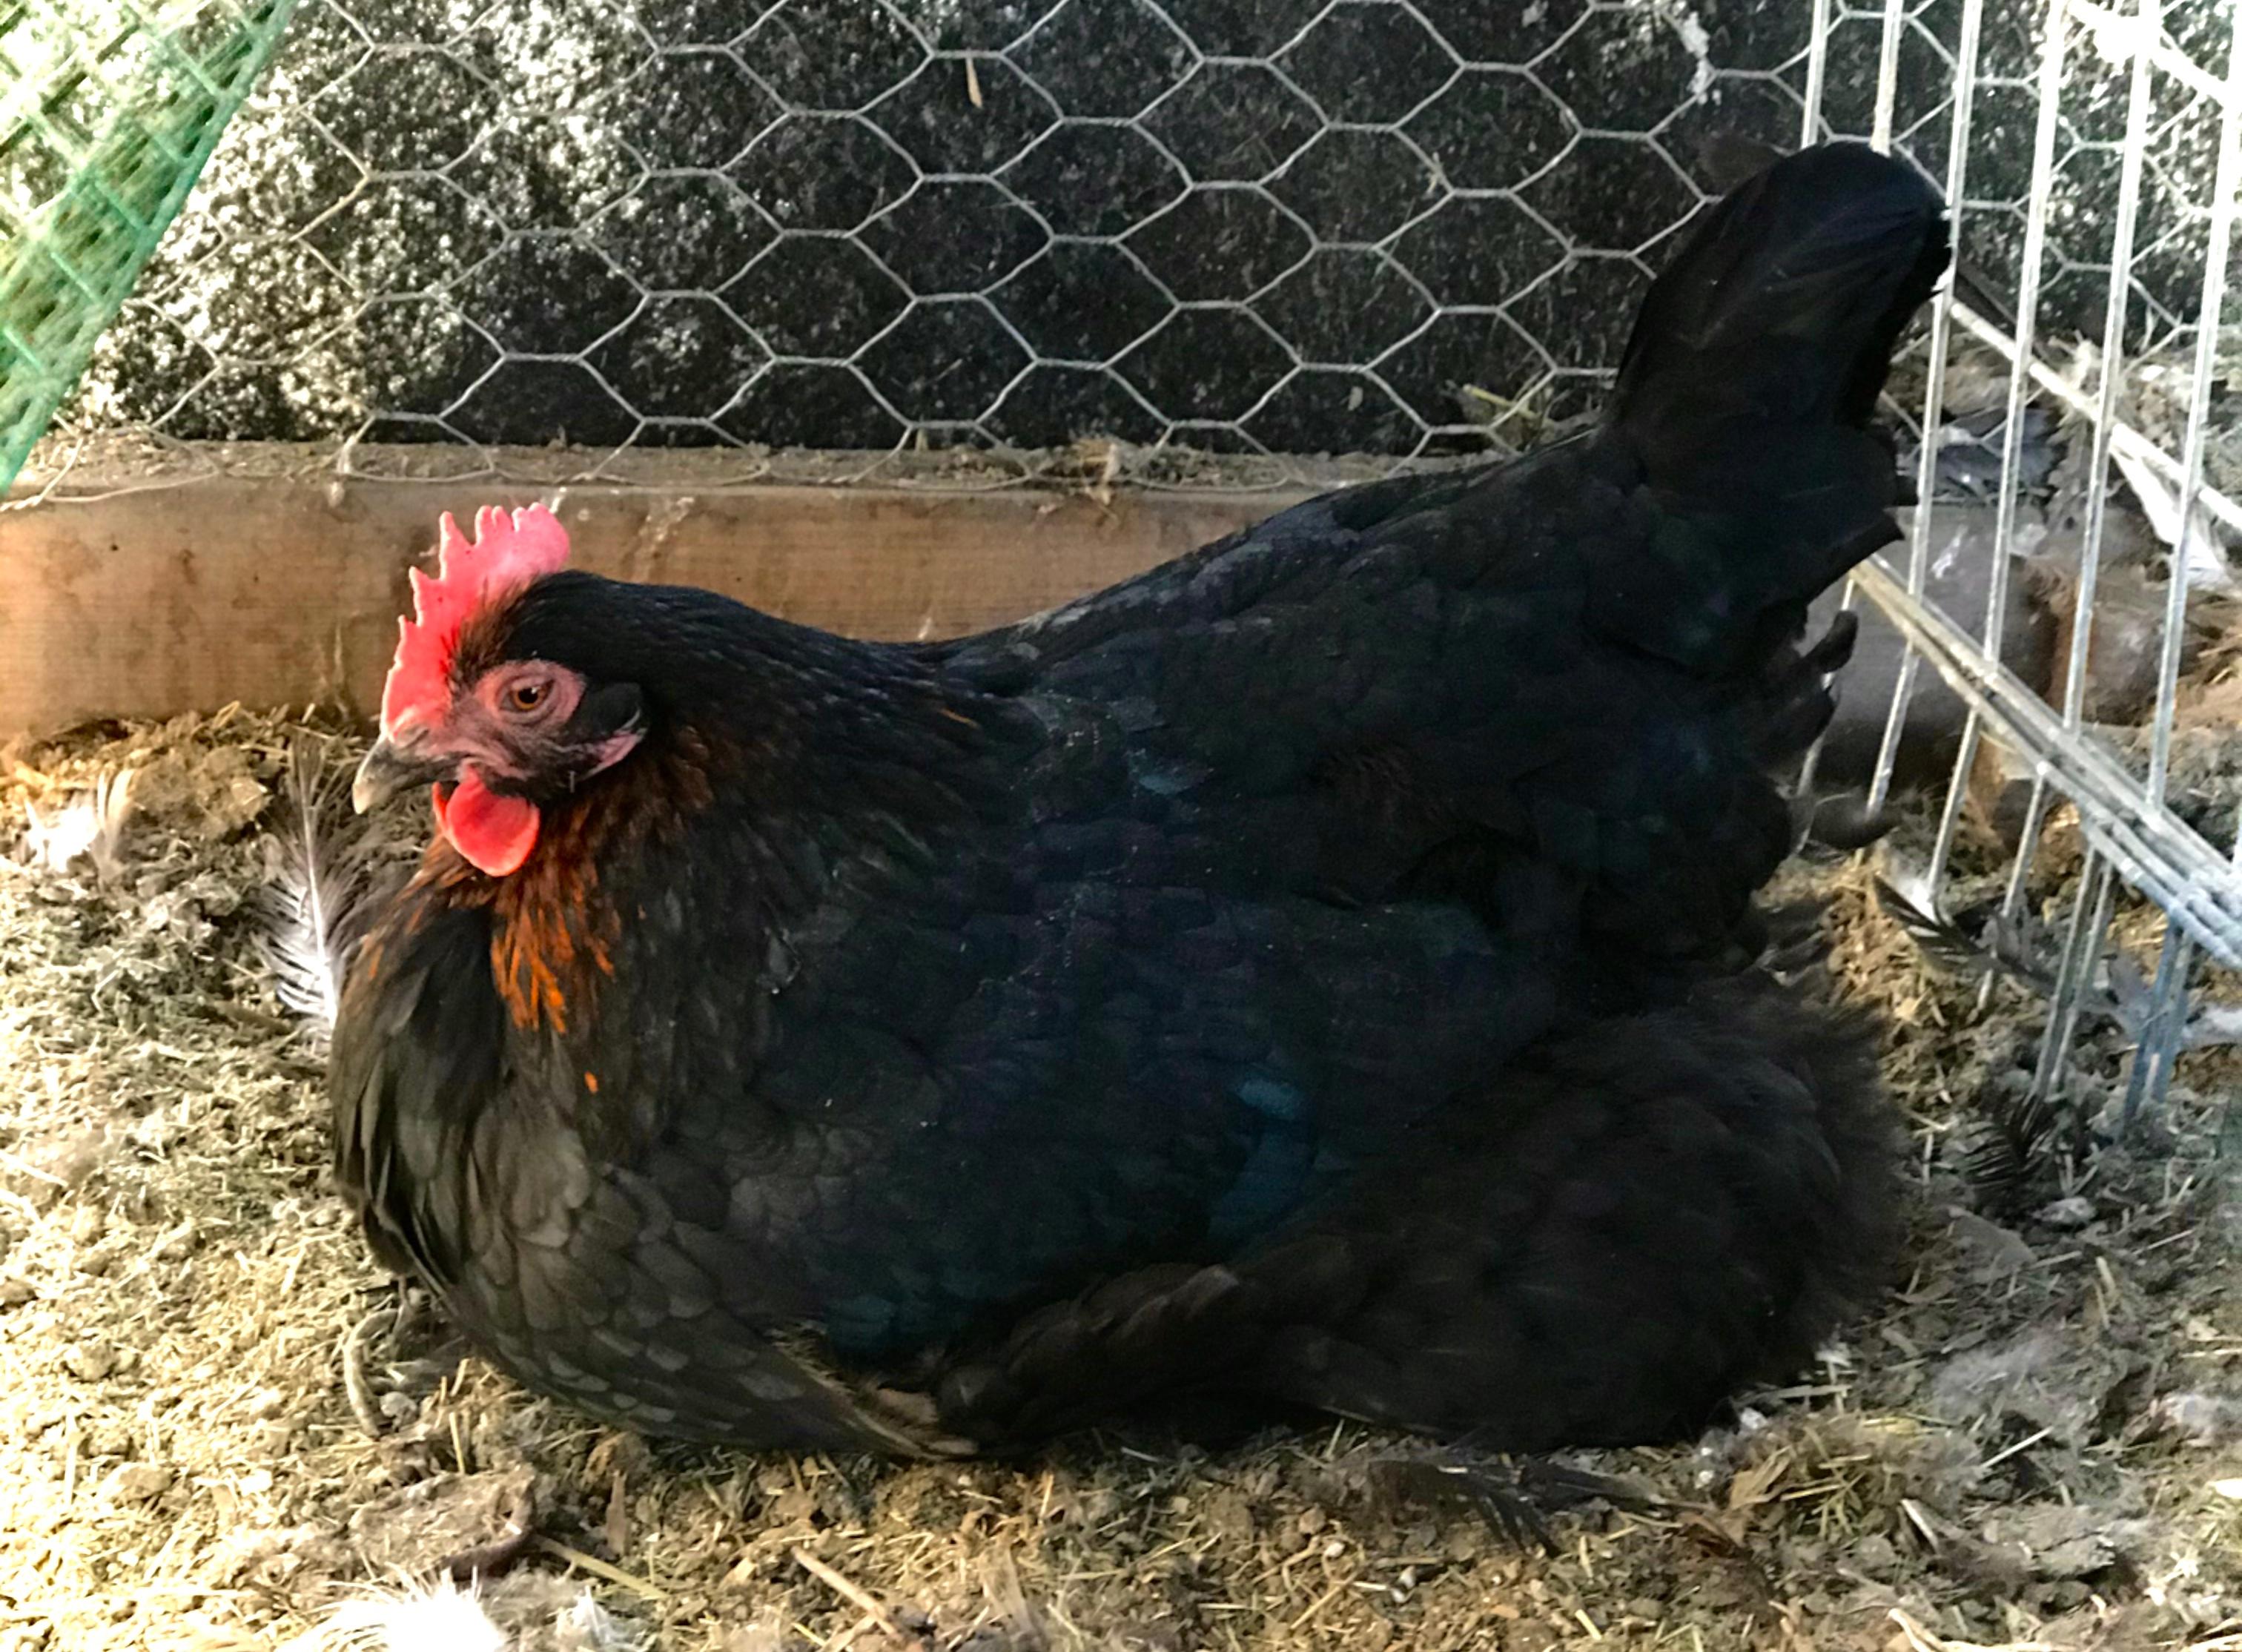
[2,0,2191,492]
[5,0,2242,1122]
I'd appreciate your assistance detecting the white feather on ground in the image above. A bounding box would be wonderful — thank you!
[254,736,400,1043]
[24,764,136,881]
[293,1574,508,1652]
[286,1573,646,1652]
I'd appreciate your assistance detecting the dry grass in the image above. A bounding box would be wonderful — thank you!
[5,711,2242,1652]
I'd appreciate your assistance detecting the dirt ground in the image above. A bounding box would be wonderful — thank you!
[7,707,2242,1652]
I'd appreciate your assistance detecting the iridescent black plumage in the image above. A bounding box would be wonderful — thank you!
[331,144,1945,1454]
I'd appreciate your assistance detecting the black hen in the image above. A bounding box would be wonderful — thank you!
[329,143,1944,1456]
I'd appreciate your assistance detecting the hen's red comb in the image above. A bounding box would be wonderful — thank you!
[379,503,572,736]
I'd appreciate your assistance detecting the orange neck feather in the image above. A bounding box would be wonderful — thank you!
[408,729,725,1033]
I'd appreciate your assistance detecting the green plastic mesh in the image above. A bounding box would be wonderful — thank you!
[0,0,295,495]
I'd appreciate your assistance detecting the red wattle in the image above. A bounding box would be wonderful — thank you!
[431,767,540,876]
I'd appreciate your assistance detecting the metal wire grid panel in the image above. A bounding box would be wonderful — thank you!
[0,0,297,492]
[1819,0,2242,1121]
[11,0,2096,497]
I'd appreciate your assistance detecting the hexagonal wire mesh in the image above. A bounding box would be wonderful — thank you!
[1,1,1981,493]
[12,0,2242,1121]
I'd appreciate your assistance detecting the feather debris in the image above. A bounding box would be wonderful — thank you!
[24,765,136,882]
[1876,870,2242,1054]
[255,737,391,1040]
[1958,1072,2065,1217]
[2103,946,2242,1053]
[1873,871,2059,994]
[286,1570,646,1652]
[300,1573,507,1652]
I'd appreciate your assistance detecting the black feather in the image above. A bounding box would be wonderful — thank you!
[1592,142,1950,673]
[1958,1071,2064,1218]
[1873,873,2057,994]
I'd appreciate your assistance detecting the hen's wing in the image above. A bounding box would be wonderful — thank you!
[567,748,1572,1354]
[938,145,1946,965]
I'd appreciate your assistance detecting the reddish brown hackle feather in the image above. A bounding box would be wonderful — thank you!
[380,504,572,736]
[391,727,727,1031]
[489,842,615,1034]
[489,734,723,1028]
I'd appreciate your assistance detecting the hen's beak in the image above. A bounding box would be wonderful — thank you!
[352,733,453,815]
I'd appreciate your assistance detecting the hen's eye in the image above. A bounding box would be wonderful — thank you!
[508,680,549,713]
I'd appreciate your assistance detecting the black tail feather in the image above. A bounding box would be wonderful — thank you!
[1611,143,1950,455]
[1589,143,1951,674]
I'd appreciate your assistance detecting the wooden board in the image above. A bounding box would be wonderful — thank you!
[0,475,1310,736]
